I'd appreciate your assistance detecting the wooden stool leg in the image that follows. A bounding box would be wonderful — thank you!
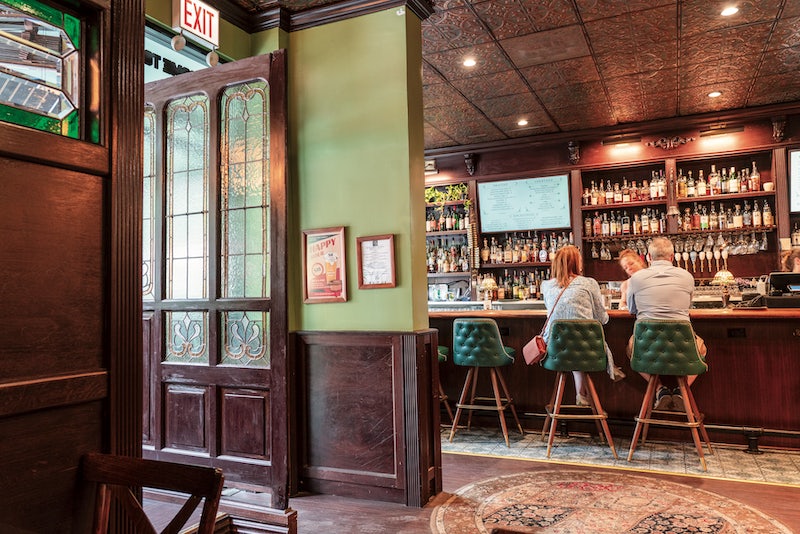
[449,368,474,442]
[489,369,511,447]
[495,368,524,436]
[682,383,713,455]
[627,376,658,462]
[677,377,708,471]
[546,373,568,458]
[439,380,454,425]
[585,376,617,459]
[466,368,480,431]
[640,374,660,445]
[580,371,605,441]
[541,374,559,438]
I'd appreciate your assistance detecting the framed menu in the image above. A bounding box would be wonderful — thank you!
[356,234,396,289]
[302,226,347,303]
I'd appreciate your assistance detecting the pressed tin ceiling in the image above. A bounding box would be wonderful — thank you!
[220,0,800,152]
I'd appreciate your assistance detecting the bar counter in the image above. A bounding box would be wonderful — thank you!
[431,307,800,449]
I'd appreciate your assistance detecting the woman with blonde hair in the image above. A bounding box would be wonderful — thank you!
[541,246,624,406]
[618,249,647,310]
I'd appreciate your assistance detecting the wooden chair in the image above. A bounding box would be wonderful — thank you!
[82,453,224,534]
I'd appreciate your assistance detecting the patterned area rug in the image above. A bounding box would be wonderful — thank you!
[431,469,792,533]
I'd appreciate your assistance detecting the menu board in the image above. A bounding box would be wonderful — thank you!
[477,174,571,233]
[791,149,800,213]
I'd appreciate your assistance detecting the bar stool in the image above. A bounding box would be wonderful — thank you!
[541,319,617,459]
[448,318,523,447]
[627,319,712,471]
[437,345,454,424]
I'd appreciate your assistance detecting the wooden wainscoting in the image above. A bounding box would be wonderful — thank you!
[292,329,441,507]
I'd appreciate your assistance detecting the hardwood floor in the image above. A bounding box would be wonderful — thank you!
[146,452,800,532]
[286,453,800,533]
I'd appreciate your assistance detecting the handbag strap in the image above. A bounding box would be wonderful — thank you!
[540,278,573,335]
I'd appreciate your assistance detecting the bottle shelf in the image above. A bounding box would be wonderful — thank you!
[480,261,551,269]
[426,230,468,237]
[675,189,775,204]
[427,271,470,278]
[584,226,776,243]
[580,199,666,211]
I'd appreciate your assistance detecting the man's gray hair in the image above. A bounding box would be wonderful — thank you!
[648,236,674,261]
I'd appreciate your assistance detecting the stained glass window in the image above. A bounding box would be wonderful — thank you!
[221,311,269,367]
[0,0,90,139]
[220,80,270,299]
[165,311,208,363]
[166,94,208,300]
[143,105,155,301]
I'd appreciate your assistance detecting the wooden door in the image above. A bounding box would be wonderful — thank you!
[142,53,289,508]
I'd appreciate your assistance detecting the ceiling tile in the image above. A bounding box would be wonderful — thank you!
[451,70,530,100]
[574,0,673,23]
[520,0,579,31]
[427,6,495,51]
[499,25,590,67]
[472,0,535,40]
[759,45,800,76]
[521,56,600,91]
[639,67,678,94]
[584,15,637,56]
[424,124,456,150]
[493,114,560,137]
[769,15,800,51]
[422,62,447,85]
[424,42,513,81]
[748,72,800,106]
[679,82,748,115]
[473,92,545,119]
[642,92,678,120]
[537,80,608,110]
[423,83,465,109]
[594,52,640,78]
[681,0,782,38]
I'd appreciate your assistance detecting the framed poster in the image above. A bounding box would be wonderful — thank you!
[302,226,347,303]
[357,234,396,289]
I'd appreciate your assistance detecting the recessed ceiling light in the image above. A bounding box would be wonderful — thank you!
[721,6,738,16]
[708,91,722,98]
[463,58,477,67]
[517,119,528,126]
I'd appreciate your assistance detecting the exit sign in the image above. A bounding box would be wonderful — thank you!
[173,0,219,47]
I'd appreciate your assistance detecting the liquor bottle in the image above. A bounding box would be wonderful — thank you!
[584,214,593,237]
[687,171,696,197]
[622,211,631,235]
[729,167,739,193]
[717,203,727,230]
[650,209,660,234]
[732,204,743,229]
[438,209,446,231]
[601,212,610,236]
[700,205,709,230]
[657,171,667,199]
[641,180,651,201]
[750,162,761,191]
[622,178,631,203]
[426,211,434,232]
[720,168,729,194]
[709,165,720,195]
[538,241,549,262]
[697,170,707,196]
[682,207,692,232]
[593,212,602,237]
[650,174,659,200]
[613,182,623,204]
[641,208,650,234]
[590,181,599,205]
[630,180,640,201]
[503,236,513,263]
[752,200,762,227]
[740,168,749,193]
[605,180,614,204]
[742,201,752,227]
[583,187,591,206]
[633,213,642,235]
[480,238,490,263]
[709,203,718,230]
[691,203,701,230]
[792,223,800,246]
[677,170,687,198]
[762,201,774,226]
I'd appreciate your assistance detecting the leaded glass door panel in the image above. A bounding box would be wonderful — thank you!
[142,53,288,508]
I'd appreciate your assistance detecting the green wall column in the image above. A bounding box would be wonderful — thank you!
[288,8,427,332]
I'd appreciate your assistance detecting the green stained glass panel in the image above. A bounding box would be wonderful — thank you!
[0,0,86,139]
[165,311,208,363]
[221,311,269,367]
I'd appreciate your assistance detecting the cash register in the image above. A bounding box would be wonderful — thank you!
[765,272,800,308]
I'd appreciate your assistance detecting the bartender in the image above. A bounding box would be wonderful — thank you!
[782,248,800,272]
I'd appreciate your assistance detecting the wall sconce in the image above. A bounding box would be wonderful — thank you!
[424,159,438,176]
[601,134,642,147]
[699,124,744,137]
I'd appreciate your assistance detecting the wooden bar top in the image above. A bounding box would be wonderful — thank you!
[430,307,800,320]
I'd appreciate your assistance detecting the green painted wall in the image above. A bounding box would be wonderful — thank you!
[287,8,426,332]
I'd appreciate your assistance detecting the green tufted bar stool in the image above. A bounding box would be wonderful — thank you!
[627,320,712,471]
[448,318,523,447]
[541,320,617,459]
[437,345,454,424]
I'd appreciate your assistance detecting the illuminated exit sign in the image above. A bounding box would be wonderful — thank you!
[173,0,219,47]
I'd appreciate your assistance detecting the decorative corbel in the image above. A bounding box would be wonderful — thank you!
[646,136,694,150]
[464,153,476,176]
[567,141,580,165]
[772,116,786,142]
